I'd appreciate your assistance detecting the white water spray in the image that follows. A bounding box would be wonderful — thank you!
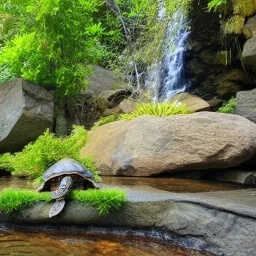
[145,7,190,103]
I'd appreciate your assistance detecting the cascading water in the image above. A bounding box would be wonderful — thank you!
[145,6,190,103]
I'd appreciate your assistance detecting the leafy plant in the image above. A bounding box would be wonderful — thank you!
[120,101,193,120]
[207,0,227,12]
[0,126,100,180]
[94,115,120,127]
[0,188,127,215]
[0,0,121,97]
[217,97,237,113]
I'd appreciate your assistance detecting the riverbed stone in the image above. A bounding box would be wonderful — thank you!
[2,188,256,256]
[0,79,54,152]
[170,92,210,112]
[81,112,256,176]
[235,88,256,123]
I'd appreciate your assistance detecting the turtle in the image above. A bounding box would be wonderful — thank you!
[38,158,100,218]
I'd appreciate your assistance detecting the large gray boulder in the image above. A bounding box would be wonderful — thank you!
[84,65,126,98]
[235,88,256,123]
[242,36,256,71]
[81,112,256,176]
[0,79,54,153]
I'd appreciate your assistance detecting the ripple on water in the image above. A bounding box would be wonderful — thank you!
[0,230,215,256]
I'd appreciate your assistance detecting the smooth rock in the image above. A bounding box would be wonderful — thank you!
[235,88,256,123]
[84,65,126,98]
[2,188,256,256]
[81,112,256,176]
[242,36,256,71]
[0,79,54,153]
[244,15,256,37]
[170,92,210,112]
[207,170,256,185]
[119,99,137,114]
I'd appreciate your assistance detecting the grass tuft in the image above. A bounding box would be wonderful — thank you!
[70,189,127,215]
[217,97,237,113]
[120,101,193,120]
[0,189,51,214]
[0,188,127,215]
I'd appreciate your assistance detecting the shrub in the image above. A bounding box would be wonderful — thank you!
[0,188,127,215]
[120,101,193,120]
[0,125,100,180]
[94,115,120,127]
[217,97,237,113]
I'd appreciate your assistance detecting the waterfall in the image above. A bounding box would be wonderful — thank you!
[145,7,190,103]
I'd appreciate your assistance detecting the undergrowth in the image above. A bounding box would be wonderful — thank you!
[0,188,127,215]
[0,126,100,180]
[94,115,120,127]
[217,97,237,113]
[120,101,193,120]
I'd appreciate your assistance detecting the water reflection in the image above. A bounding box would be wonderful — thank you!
[0,229,214,256]
[0,176,248,193]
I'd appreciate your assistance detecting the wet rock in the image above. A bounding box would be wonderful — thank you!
[207,170,256,185]
[81,112,256,176]
[170,92,210,112]
[215,69,249,96]
[99,89,131,108]
[235,88,256,123]
[55,109,68,137]
[0,79,54,153]
[83,65,126,98]
[242,36,256,71]
[3,188,256,256]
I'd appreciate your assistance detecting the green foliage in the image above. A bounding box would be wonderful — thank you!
[70,189,127,215]
[120,101,193,120]
[94,115,120,127]
[0,189,51,213]
[0,188,127,215]
[207,0,227,12]
[223,15,245,34]
[0,0,121,97]
[0,125,100,180]
[217,97,237,113]
[232,0,256,16]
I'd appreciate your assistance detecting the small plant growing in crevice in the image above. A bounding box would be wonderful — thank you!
[0,188,127,216]
[120,101,193,120]
[217,97,237,113]
[0,126,99,180]
[94,115,120,127]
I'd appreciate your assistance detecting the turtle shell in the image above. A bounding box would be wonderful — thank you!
[38,158,99,192]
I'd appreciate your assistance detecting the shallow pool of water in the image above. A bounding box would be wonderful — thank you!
[0,226,214,256]
[0,176,248,193]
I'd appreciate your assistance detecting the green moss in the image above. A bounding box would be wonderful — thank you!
[0,189,51,214]
[120,101,193,120]
[0,125,100,180]
[70,189,127,215]
[0,188,127,216]
[217,97,237,113]
[94,115,120,127]
[223,15,245,34]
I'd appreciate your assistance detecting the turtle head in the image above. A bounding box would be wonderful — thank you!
[51,176,74,199]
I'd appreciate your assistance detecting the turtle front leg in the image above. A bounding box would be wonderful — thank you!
[49,176,73,218]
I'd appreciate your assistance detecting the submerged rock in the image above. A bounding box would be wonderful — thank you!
[0,79,54,152]
[81,112,256,176]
